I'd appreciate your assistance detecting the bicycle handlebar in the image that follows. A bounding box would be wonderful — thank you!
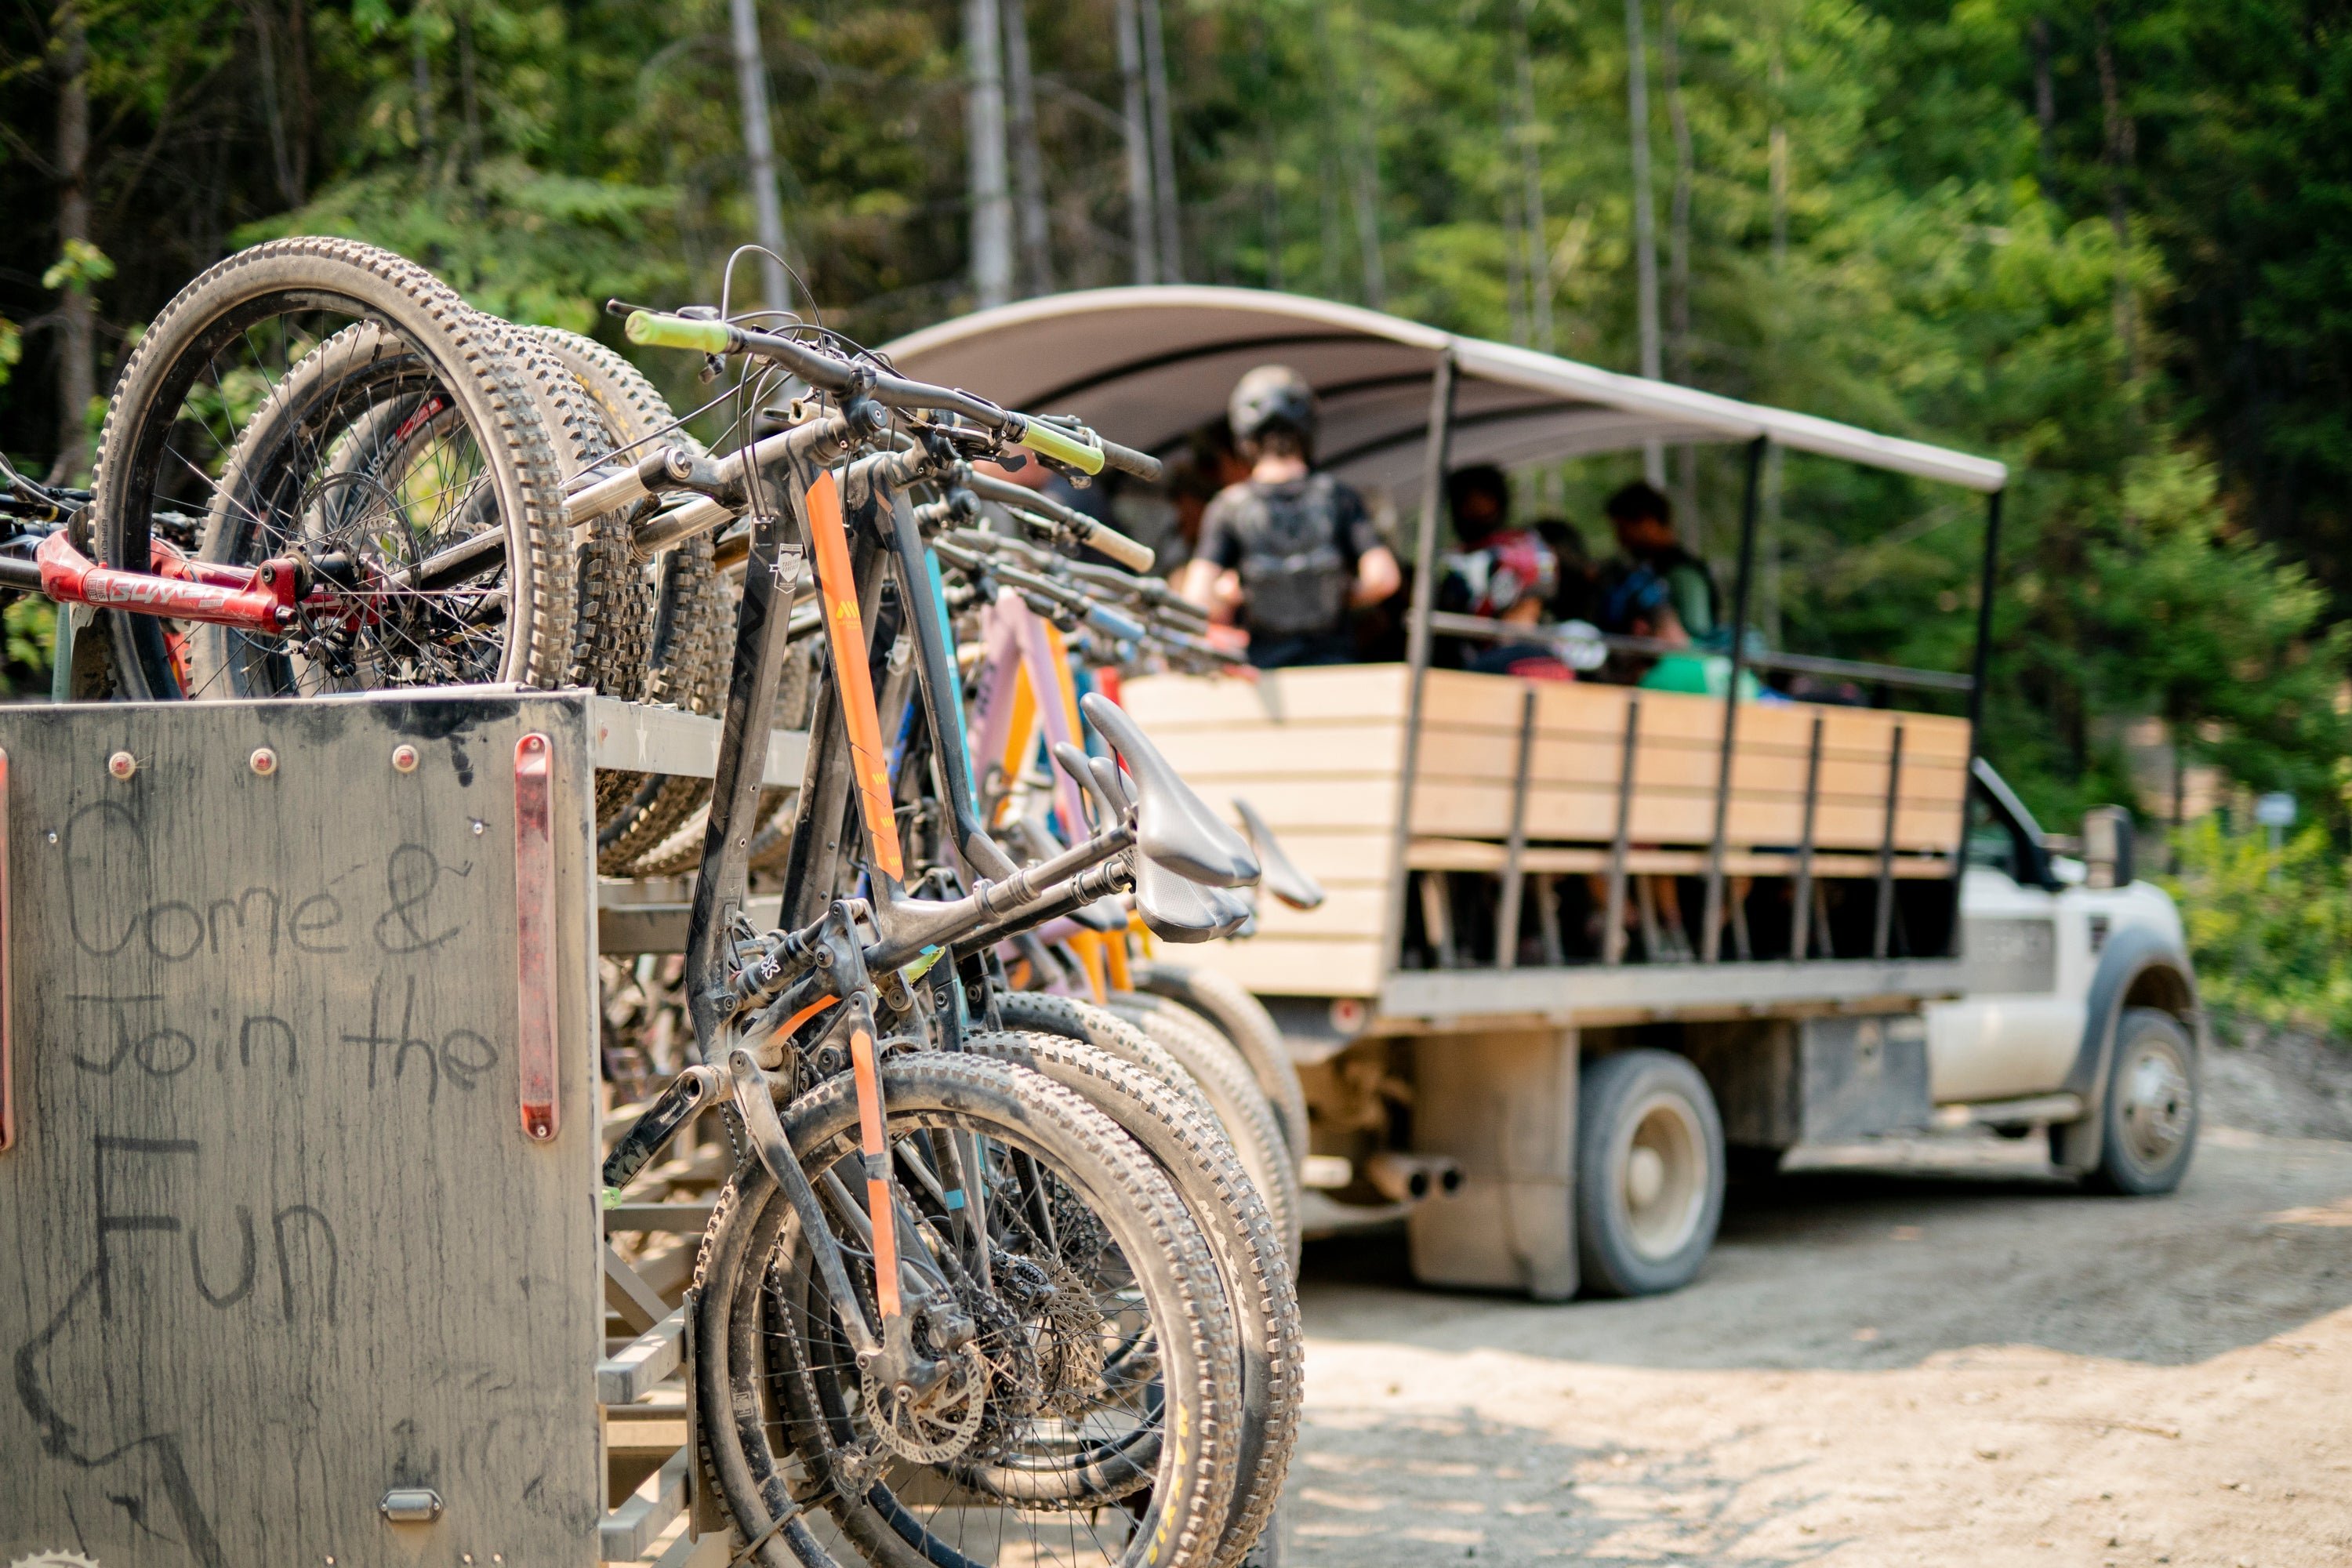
[964,473,1156,573]
[624,308,1165,488]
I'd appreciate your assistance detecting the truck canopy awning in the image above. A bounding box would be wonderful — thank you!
[880,286,2006,495]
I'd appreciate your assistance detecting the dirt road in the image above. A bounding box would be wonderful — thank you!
[1285,1123,2352,1566]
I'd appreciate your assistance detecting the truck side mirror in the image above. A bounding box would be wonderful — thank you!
[2082,805,2134,890]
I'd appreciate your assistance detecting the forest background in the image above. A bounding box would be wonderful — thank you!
[2,0,2350,1026]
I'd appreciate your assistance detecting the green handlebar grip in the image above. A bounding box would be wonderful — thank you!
[625,310,735,354]
[1015,418,1105,477]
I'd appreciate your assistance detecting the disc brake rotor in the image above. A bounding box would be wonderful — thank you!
[863,1341,988,1465]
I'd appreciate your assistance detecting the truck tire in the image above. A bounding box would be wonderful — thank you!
[2085,1007,2198,1196]
[1576,1050,1725,1298]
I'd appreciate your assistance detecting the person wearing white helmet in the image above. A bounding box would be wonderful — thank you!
[1176,365,1403,667]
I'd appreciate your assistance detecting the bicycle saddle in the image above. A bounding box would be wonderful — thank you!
[1134,851,1254,942]
[1080,693,1260,889]
[1052,741,1127,829]
[1234,797,1325,912]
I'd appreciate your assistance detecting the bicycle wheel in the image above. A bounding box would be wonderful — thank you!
[693,1052,1240,1568]
[995,992,1226,1142]
[960,1030,1301,1568]
[512,325,738,872]
[91,237,573,699]
[1108,996,1301,1271]
[1128,964,1309,1171]
[181,318,630,701]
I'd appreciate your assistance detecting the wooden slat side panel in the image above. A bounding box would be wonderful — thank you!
[1150,724,1406,782]
[1184,777,1403,832]
[1400,731,1966,807]
[1245,884,1388,938]
[1414,783,1962,852]
[1121,665,1410,728]
[1169,935,1387,997]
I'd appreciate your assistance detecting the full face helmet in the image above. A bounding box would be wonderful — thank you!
[1228,365,1318,452]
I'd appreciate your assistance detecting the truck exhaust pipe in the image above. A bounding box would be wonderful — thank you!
[1366,1152,1464,1203]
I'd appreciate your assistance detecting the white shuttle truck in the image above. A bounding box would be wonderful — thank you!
[1925,767,2199,1196]
[881,285,2204,1300]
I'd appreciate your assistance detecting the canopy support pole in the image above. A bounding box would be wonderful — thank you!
[1700,435,1768,963]
[1947,486,2003,956]
[1381,350,1457,981]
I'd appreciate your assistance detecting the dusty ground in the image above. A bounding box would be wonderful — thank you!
[1282,1035,2352,1566]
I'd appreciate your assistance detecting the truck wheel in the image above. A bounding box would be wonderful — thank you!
[2085,1007,2198,1196]
[1576,1050,1725,1298]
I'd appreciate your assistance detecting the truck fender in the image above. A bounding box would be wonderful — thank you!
[2051,922,2201,1173]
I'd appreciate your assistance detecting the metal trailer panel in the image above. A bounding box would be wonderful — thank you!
[1375,956,1965,1029]
[0,691,601,1568]
[1406,1026,1580,1298]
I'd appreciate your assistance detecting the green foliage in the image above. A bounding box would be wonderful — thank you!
[2166,816,2352,1038]
[0,599,56,699]
[41,238,115,292]
[0,0,2345,842]
[241,162,681,334]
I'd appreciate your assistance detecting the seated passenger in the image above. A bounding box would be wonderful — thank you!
[1178,365,1402,669]
[1533,516,1602,626]
[1599,481,1719,644]
[1439,466,1575,681]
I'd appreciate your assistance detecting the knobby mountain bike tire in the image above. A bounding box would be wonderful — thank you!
[1129,963,1309,1171]
[692,1051,1240,1568]
[1108,995,1301,1272]
[994,993,1228,1149]
[512,325,739,866]
[92,237,573,699]
[960,1030,1301,1568]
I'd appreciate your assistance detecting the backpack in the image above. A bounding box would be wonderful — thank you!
[1231,474,1350,638]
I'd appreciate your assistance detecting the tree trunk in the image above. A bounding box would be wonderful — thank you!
[1349,7,1383,307]
[251,0,299,209]
[1139,0,1181,281]
[1254,20,1281,290]
[728,0,793,312]
[1500,127,1528,347]
[412,3,436,158]
[1001,0,1051,296]
[1312,1,1341,297]
[2094,9,2138,383]
[1660,0,1698,535]
[1768,41,1788,267]
[1513,0,1552,351]
[2030,15,2056,198]
[456,5,482,182]
[1623,0,1663,485]
[286,0,313,203]
[50,0,95,487]
[964,0,1012,307]
[1113,0,1156,285]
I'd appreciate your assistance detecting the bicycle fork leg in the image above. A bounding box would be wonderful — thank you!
[847,1015,901,1325]
[721,1044,883,1365]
